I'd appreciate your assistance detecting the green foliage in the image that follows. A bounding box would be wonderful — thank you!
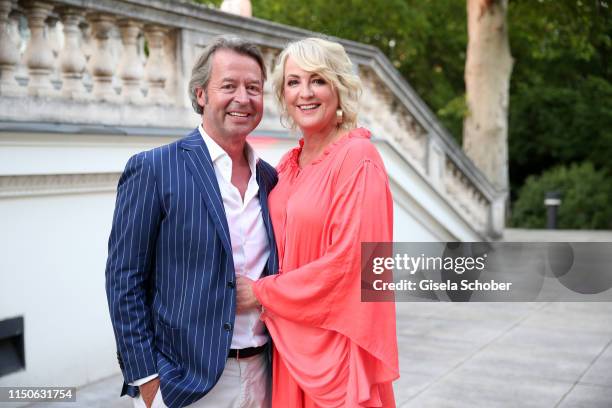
[248,0,612,228]
[252,0,468,141]
[509,75,612,193]
[508,0,612,200]
[192,0,223,7]
[510,162,612,229]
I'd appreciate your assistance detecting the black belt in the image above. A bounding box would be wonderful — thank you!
[228,345,266,359]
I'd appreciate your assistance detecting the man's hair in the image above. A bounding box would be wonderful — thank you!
[272,37,362,130]
[188,35,267,114]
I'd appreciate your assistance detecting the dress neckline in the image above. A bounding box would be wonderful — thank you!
[283,127,371,172]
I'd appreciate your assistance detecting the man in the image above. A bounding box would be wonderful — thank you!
[105,35,277,408]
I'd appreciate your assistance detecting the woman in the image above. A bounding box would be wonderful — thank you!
[242,37,399,407]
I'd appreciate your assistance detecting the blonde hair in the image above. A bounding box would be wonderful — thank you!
[272,37,362,130]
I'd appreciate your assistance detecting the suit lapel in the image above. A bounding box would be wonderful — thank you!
[256,162,278,276]
[180,129,232,256]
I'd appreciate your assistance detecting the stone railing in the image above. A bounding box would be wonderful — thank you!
[0,0,505,238]
[1,1,173,102]
[0,0,187,127]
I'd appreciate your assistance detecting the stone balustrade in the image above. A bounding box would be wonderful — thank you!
[0,0,505,239]
[0,0,175,105]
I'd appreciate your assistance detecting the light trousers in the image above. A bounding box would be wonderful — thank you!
[132,354,270,408]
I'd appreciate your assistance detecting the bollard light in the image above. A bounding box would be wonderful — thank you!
[544,191,562,229]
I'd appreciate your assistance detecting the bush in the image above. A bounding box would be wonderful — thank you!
[510,162,612,229]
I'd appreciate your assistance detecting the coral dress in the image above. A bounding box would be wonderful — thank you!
[252,128,399,408]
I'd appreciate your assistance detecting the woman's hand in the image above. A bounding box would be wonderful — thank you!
[236,276,261,312]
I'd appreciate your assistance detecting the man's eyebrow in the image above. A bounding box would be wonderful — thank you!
[219,77,262,84]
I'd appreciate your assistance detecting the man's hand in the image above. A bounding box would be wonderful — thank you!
[236,276,261,312]
[139,377,160,408]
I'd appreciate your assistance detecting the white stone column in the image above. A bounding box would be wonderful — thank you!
[58,7,87,99]
[23,0,55,97]
[118,19,144,104]
[88,13,117,102]
[0,0,20,96]
[144,24,167,104]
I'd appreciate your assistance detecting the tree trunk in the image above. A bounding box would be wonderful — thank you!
[463,0,513,193]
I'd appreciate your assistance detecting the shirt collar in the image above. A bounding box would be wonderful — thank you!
[198,124,258,176]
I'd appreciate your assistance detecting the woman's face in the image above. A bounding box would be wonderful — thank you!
[283,56,339,135]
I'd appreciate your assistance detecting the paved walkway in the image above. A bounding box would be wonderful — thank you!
[20,302,612,408]
[393,302,612,407]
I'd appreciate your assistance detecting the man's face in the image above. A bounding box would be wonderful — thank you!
[197,49,264,143]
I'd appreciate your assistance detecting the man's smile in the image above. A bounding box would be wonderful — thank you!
[227,111,250,117]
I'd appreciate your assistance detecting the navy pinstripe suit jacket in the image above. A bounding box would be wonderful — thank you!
[105,128,278,408]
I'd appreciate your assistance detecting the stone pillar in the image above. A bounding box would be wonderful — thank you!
[118,19,144,103]
[23,0,55,96]
[58,7,87,99]
[0,0,20,96]
[88,13,117,102]
[144,24,167,104]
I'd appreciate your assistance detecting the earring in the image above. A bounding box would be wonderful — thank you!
[336,109,343,124]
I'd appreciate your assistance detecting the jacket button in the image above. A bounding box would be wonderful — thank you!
[227,281,235,289]
[223,322,232,331]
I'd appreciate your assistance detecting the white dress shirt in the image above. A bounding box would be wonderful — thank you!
[130,127,269,387]
[198,125,269,349]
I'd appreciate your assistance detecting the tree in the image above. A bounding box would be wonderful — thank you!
[252,0,468,138]
[463,0,513,192]
[507,0,612,196]
[249,0,611,228]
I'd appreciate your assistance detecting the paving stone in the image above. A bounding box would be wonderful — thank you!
[397,335,479,376]
[495,325,612,356]
[580,342,612,388]
[400,373,572,408]
[454,343,595,383]
[522,303,612,334]
[557,384,612,408]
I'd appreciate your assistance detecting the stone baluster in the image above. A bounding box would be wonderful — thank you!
[118,19,144,103]
[0,0,20,96]
[23,0,55,96]
[144,24,168,104]
[79,19,93,63]
[46,12,60,58]
[46,13,62,87]
[58,7,87,99]
[88,13,117,102]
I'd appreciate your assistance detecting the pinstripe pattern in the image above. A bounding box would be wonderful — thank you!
[105,128,278,408]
